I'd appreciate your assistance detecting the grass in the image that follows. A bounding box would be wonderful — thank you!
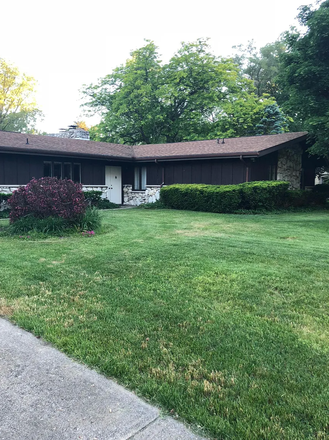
[0,209,329,439]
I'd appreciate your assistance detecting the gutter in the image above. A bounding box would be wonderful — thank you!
[134,152,260,162]
[0,146,133,162]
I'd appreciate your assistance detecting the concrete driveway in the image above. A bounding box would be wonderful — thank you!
[0,318,206,440]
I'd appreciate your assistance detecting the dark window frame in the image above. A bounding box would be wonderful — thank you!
[134,166,147,190]
[43,161,81,183]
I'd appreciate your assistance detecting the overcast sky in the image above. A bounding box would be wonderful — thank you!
[2,0,312,133]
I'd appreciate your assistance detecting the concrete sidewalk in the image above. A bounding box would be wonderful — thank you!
[0,318,206,440]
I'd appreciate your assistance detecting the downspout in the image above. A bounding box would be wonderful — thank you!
[155,158,165,187]
[240,155,249,182]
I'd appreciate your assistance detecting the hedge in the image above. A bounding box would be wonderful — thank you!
[160,181,291,213]
[84,190,119,209]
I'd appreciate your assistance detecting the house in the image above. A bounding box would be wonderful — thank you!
[0,129,322,205]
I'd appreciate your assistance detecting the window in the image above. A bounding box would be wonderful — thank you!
[63,163,72,179]
[134,167,147,190]
[53,162,62,179]
[269,164,276,180]
[44,162,52,177]
[43,161,81,183]
[73,163,81,183]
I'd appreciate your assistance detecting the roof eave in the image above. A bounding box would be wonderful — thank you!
[257,135,308,157]
[0,145,133,162]
[134,152,260,162]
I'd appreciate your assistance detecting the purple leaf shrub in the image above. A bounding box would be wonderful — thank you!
[9,177,86,223]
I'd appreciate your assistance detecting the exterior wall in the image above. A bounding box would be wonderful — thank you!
[0,153,106,186]
[123,185,161,206]
[0,185,110,210]
[277,145,303,190]
[250,152,278,181]
[162,160,246,185]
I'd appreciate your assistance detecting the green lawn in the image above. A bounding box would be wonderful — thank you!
[0,209,329,439]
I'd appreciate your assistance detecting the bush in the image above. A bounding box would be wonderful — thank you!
[8,207,102,235]
[239,181,290,210]
[0,193,11,203]
[138,199,166,209]
[312,184,329,197]
[75,207,102,231]
[84,191,119,209]
[0,193,11,218]
[9,177,86,223]
[283,190,328,208]
[160,181,290,213]
[97,199,119,209]
[84,190,102,206]
[160,184,243,213]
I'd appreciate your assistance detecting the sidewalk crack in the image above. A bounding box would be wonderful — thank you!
[126,414,160,439]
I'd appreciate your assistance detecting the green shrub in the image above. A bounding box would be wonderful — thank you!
[84,191,119,209]
[283,190,328,208]
[312,184,329,197]
[84,190,103,206]
[239,181,290,210]
[0,193,11,203]
[8,207,102,235]
[9,215,69,234]
[0,210,11,219]
[160,181,289,213]
[0,193,11,218]
[138,199,166,209]
[75,207,102,231]
[160,184,243,213]
[97,199,119,209]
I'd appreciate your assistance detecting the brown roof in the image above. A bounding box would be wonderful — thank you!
[0,130,307,161]
[132,132,308,160]
[0,131,134,160]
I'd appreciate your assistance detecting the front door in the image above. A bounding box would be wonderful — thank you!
[105,166,122,204]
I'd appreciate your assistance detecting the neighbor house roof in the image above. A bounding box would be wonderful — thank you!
[0,130,308,161]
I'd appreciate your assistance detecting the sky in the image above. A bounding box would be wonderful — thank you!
[2,0,310,134]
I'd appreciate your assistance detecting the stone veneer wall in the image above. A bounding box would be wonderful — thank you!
[0,185,110,211]
[123,185,161,206]
[0,186,19,211]
[277,145,303,190]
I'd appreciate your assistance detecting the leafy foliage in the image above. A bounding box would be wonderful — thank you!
[82,39,276,144]
[9,177,86,223]
[160,181,290,213]
[84,190,119,209]
[233,39,286,100]
[8,207,101,235]
[278,0,329,158]
[0,59,42,132]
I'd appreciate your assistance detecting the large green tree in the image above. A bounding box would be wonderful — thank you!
[278,0,329,159]
[83,39,275,144]
[0,59,42,132]
[233,39,286,100]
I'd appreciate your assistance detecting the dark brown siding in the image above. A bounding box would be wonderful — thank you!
[0,153,106,185]
[250,152,277,181]
[146,163,162,185]
[122,164,134,185]
[161,160,247,186]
